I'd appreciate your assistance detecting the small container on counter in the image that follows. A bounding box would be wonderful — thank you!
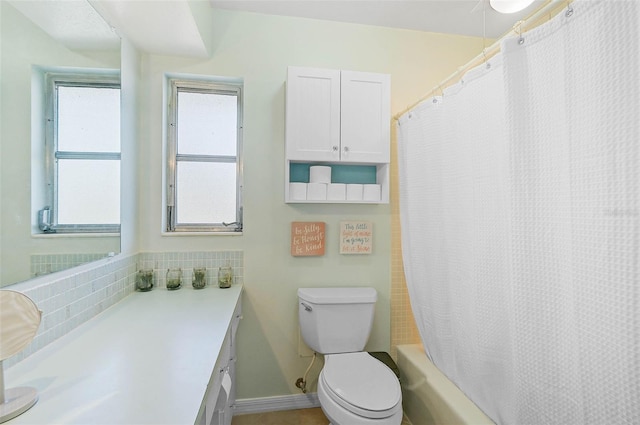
[192,268,207,289]
[166,268,182,290]
[136,269,154,291]
[218,266,233,289]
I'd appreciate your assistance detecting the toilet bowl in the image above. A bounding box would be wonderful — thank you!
[297,287,403,425]
[318,352,403,425]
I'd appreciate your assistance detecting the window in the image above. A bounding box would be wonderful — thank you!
[42,72,121,233]
[166,78,243,232]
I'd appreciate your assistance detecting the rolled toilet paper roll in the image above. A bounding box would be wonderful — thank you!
[327,183,346,201]
[289,182,307,201]
[309,166,331,184]
[363,184,381,202]
[207,369,233,424]
[213,370,232,415]
[221,370,232,402]
[346,184,364,201]
[307,183,327,201]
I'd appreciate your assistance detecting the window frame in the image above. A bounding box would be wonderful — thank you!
[166,78,244,233]
[43,71,121,234]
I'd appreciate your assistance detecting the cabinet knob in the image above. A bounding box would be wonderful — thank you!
[332,146,339,152]
[343,146,349,153]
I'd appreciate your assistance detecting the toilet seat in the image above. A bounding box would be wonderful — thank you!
[321,352,401,419]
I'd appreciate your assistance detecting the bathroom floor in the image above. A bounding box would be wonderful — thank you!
[231,408,328,425]
[231,408,412,425]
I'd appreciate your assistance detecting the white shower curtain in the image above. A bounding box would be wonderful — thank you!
[397,1,639,424]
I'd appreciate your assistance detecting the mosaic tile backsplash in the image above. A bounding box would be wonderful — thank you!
[138,251,244,289]
[31,253,110,278]
[5,250,244,368]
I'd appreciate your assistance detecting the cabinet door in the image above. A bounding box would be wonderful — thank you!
[286,67,341,161]
[340,71,390,163]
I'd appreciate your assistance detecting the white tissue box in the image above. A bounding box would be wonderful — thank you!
[307,183,327,200]
[363,184,381,202]
[327,183,346,201]
[289,182,307,200]
[346,184,364,201]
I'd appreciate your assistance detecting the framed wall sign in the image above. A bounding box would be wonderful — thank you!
[291,222,326,256]
[339,221,372,254]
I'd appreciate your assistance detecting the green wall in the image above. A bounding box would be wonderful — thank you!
[136,8,483,399]
[0,2,120,287]
[2,0,483,402]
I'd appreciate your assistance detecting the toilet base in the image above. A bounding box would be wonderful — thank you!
[318,371,403,425]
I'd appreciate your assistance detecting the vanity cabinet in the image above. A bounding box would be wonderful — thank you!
[5,285,244,425]
[199,296,242,425]
[285,66,391,203]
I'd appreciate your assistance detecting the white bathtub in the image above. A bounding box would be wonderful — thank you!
[397,344,494,425]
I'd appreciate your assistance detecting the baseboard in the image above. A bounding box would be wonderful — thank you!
[233,393,320,415]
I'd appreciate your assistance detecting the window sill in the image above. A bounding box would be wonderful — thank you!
[161,231,243,237]
[31,233,119,239]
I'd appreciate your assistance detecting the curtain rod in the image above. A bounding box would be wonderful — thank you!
[394,0,571,120]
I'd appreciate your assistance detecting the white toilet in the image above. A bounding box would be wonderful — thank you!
[298,287,403,425]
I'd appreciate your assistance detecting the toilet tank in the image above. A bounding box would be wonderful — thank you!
[298,287,377,354]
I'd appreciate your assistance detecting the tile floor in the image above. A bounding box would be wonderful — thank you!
[231,408,412,425]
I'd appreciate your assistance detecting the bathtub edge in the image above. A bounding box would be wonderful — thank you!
[397,344,495,425]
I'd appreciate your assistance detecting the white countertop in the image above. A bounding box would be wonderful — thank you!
[5,284,243,425]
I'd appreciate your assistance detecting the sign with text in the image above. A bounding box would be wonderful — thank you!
[291,222,326,256]
[339,221,372,254]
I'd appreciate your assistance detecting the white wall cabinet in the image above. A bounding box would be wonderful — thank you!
[286,67,341,162]
[286,67,390,163]
[285,66,391,203]
[339,70,391,163]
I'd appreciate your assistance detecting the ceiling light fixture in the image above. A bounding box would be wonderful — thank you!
[489,0,536,14]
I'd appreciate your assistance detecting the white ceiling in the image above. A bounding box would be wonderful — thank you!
[9,0,546,57]
[210,0,545,39]
[7,0,120,51]
[90,0,211,57]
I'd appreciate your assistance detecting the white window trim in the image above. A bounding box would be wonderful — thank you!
[42,70,121,234]
[165,77,244,233]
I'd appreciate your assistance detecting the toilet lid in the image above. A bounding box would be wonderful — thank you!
[323,352,401,415]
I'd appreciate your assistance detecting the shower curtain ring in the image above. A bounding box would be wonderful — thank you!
[431,85,441,103]
[515,20,525,45]
[565,3,574,17]
[482,49,491,69]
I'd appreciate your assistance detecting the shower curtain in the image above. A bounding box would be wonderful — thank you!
[397,1,639,424]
